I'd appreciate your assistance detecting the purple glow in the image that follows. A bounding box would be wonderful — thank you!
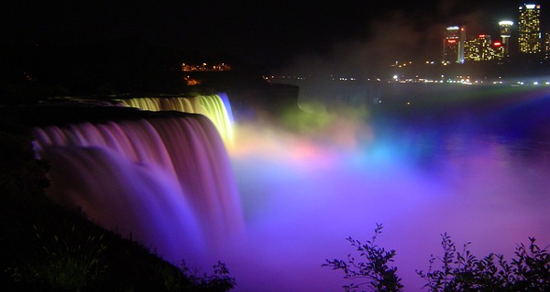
[220,86,550,291]
[33,87,550,292]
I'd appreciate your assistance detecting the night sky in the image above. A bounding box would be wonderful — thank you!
[1,0,535,72]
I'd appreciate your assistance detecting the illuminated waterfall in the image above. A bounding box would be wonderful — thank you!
[33,113,243,263]
[119,93,234,144]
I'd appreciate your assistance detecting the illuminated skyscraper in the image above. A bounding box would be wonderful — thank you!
[518,4,541,54]
[465,35,501,61]
[443,26,465,63]
[498,20,513,56]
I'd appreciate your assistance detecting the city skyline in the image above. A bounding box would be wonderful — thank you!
[1,1,535,68]
[437,3,550,66]
[0,0,548,85]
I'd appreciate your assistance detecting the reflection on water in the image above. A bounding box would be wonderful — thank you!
[223,84,550,292]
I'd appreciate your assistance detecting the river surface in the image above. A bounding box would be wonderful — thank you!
[221,83,550,292]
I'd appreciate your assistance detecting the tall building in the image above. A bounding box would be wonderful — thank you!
[465,35,501,61]
[443,26,466,63]
[518,4,541,54]
[498,20,513,56]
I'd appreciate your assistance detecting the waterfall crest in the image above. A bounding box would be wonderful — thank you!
[119,94,234,144]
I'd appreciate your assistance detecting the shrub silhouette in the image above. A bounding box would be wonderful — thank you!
[325,224,550,292]
[323,223,403,292]
[417,233,550,292]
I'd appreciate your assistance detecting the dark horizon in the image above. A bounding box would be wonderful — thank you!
[3,0,550,102]
[2,1,537,68]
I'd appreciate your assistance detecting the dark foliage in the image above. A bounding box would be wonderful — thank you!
[179,261,237,292]
[417,233,550,292]
[0,118,50,200]
[326,225,550,292]
[323,224,403,292]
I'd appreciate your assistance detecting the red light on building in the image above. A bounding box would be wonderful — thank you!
[493,41,502,47]
[478,34,486,38]
[447,39,457,44]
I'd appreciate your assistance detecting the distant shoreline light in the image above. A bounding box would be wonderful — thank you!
[182,62,231,72]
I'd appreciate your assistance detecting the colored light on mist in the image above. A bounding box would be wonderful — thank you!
[32,85,550,292]
[228,87,550,291]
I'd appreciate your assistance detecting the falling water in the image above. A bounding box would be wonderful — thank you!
[119,93,234,144]
[34,113,243,264]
